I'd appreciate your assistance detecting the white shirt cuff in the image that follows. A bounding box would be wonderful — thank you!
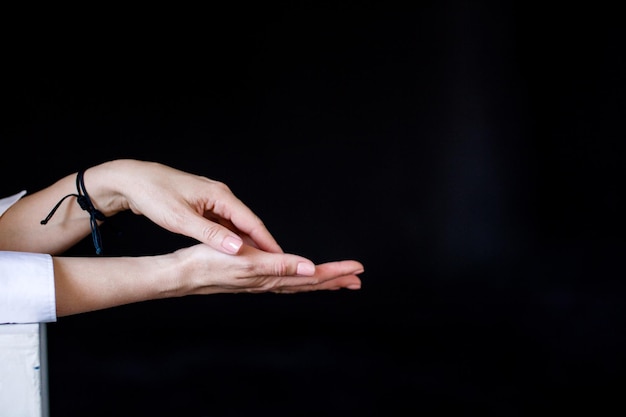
[0,251,57,324]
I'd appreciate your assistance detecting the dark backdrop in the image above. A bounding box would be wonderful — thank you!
[1,2,625,416]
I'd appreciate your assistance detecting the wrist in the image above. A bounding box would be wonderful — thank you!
[82,160,134,217]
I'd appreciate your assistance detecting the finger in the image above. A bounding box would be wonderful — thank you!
[267,260,364,293]
[273,274,363,293]
[210,216,272,252]
[240,245,317,277]
[181,213,246,255]
[210,191,284,254]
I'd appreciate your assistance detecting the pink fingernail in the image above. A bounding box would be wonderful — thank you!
[347,284,361,290]
[296,262,315,276]
[222,236,242,254]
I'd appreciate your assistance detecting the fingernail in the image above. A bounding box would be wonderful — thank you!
[296,262,316,276]
[347,284,361,290]
[352,269,364,275]
[222,236,243,254]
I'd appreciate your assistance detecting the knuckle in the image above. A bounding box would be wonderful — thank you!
[272,261,290,277]
[212,180,231,194]
[201,224,221,242]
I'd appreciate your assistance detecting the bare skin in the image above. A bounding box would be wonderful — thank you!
[0,159,283,255]
[0,159,363,318]
[52,244,363,317]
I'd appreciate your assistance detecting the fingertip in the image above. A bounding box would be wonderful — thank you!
[296,262,316,276]
[221,235,243,254]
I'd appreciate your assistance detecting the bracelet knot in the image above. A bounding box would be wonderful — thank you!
[40,169,106,255]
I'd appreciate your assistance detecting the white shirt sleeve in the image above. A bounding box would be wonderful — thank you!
[0,191,57,324]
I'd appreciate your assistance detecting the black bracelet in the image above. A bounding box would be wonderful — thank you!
[41,169,107,255]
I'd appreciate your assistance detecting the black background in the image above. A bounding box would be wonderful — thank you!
[1,2,625,416]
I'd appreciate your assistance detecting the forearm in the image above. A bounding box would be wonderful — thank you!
[53,253,181,317]
[43,242,363,318]
[0,172,92,253]
[0,161,129,254]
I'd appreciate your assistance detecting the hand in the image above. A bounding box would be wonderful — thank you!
[172,243,364,295]
[53,243,364,316]
[95,159,283,255]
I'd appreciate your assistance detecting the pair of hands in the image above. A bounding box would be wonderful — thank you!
[102,160,363,294]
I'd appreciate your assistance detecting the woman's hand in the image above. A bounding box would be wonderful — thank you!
[53,243,363,317]
[93,159,283,255]
[172,243,364,295]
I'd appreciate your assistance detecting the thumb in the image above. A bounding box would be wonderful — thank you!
[183,216,244,255]
[239,245,317,277]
